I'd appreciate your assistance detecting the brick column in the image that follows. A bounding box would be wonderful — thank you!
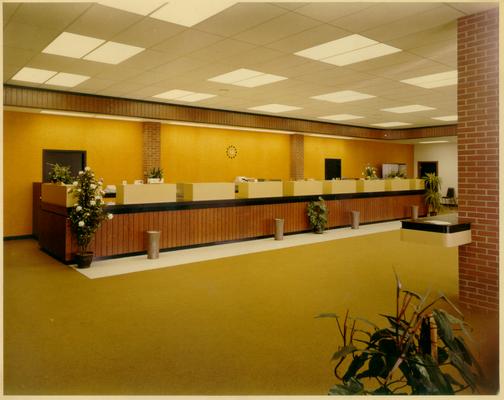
[457,8,499,312]
[290,134,304,180]
[143,122,161,177]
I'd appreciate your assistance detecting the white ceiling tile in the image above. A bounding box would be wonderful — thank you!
[386,21,456,51]
[294,3,373,23]
[274,3,309,11]
[111,18,185,49]
[4,21,61,52]
[74,77,117,92]
[25,53,80,72]
[221,46,285,68]
[194,3,288,37]
[266,23,348,54]
[188,39,257,63]
[4,64,22,81]
[447,2,498,15]
[66,4,143,41]
[233,11,321,46]
[151,57,209,76]
[10,2,91,31]
[95,66,144,81]
[3,3,20,25]
[362,5,465,42]
[3,46,37,66]
[330,3,441,33]
[151,29,224,56]
[96,81,146,96]
[118,50,179,71]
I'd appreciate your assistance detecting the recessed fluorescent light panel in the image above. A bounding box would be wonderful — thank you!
[43,32,105,59]
[401,70,457,88]
[311,90,375,103]
[40,110,95,118]
[98,0,167,15]
[382,104,435,113]
[83,41,144,64]
[248,104,301,113]
[11,67,57,83]
[295,34,401,66]
[419,140,450,144]
[432,115,458,122]
[319,114,364,121]
[45,72,90,87]
[150,0,236,27]
[208,68,287,88]
[372,122,412,127]
[153,89,216,102]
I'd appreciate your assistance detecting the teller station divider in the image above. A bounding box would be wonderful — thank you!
[34,180,426,263]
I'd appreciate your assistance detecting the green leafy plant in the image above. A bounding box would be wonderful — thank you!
[387,171,407,179]
[362,164,378,180]
[69,166,113,255]
[47,162,73,184]
[423,173,442,215]
[307,196,328,233]
[148,167,164,179]
[317,272,482,395]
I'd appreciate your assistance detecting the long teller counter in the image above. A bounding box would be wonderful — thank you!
[35,179,426,263]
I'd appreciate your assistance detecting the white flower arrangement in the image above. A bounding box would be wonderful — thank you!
[362,164,378,180]
[69,166,113,255]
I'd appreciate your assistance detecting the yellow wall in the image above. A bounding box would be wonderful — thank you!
[161,124,291,182]
[304,136,414,179]
[4,110,414,237]
[3,111,143,236]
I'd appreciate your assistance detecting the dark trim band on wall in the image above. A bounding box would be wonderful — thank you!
[4,85,456,140]
[4,234,36,241]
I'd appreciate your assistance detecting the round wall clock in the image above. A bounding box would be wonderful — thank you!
[226,145,238,159]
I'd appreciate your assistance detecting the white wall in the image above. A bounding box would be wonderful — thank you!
[414,142,458,196]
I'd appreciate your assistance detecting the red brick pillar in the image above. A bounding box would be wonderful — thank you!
[290,134,304,180]
[457,8,499,312]
[143,122,161,178]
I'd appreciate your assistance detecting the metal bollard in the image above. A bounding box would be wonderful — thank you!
[146,230,161,259]
[351,211,360,229]
[274,218,284,240]
[411,205,419,220]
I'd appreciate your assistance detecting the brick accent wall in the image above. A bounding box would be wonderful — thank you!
[457,8,499,312]
[143,122,161,177]
[290,134,304,180]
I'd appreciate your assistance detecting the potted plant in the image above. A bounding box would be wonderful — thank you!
[147,167,164,184]
[47,162,73,184]
[317,273,482,395]
[69,166,113,268]
[307,196,328,233]
[362,164,378,180]
[423,173,442,215]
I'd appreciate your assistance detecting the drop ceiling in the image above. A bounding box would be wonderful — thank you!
[3,1,498,129]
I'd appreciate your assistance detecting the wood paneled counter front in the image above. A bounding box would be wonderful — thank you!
[37,189,427,263]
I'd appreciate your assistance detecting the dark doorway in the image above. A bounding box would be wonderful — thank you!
[418,161,438,178]
[42,149,86,182]
[325,158,342,180]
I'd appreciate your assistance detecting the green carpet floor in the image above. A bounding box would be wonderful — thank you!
[3,231,494,395]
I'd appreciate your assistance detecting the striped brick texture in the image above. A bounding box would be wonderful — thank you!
[290,134,304,180]
[142,122,161,177]
[457,8,499,312]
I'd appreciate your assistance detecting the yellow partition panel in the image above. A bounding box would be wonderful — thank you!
[385,179,411,191]
[323,180,357,194]
[237,181,283,199]
[283,181,324,196]
[356,180,386,193]
[116,184,176,205]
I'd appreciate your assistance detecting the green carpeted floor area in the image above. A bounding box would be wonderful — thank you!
[3,231,495,395]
